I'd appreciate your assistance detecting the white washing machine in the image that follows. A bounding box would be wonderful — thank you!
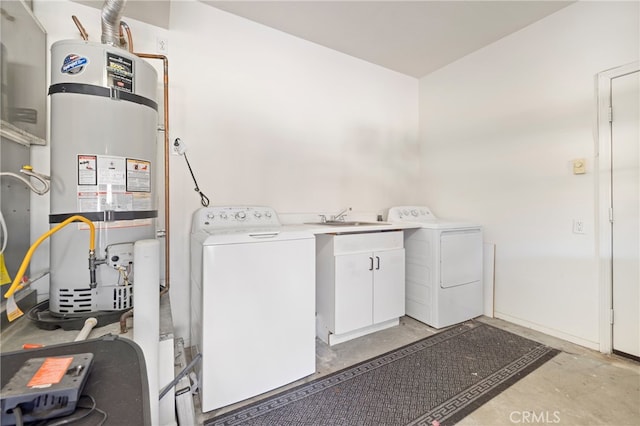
[388,206,483,329]
[190,206,316,412]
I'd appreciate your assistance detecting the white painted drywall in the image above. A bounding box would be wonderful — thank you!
[418,1,639,349]
[167,3,419,343]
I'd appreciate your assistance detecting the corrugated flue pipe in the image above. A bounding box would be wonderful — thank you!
[101,0,127,46]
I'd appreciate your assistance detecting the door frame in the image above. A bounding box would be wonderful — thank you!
[596,61,639,354]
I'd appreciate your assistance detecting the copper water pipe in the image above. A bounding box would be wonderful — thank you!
[72,15,89,40]
[135,51,170,296]
[120,21,134,53]
[116,23,170,295]
[119,309,134,333]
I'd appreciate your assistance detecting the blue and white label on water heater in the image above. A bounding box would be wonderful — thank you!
[61,54,88,74]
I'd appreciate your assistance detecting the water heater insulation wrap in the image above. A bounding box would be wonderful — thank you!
[48,40,158,315]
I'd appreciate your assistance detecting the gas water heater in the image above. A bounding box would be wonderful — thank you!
[48,40,158,318]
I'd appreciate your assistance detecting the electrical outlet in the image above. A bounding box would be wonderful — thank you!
[157,37,168,53]
[172,138,187,155]
[573,219,585,234]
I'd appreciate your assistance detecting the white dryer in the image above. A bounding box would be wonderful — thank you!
[388,206,483,329]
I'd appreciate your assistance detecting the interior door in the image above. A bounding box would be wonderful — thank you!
[612,69,640,358]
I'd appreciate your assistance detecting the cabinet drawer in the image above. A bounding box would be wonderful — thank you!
[333,231,403,255]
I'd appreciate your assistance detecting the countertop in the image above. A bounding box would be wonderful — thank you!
[282,221,421,235]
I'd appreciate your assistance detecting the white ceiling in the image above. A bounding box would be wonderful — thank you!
[73,0,573,77]
[204,1,573,77]
[72,0,172,28]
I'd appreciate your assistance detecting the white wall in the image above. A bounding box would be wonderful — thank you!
[418,1,639,349]
[169,2,418,342]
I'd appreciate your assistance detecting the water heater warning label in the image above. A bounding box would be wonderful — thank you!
[126,159,151,192]
[106,53,134,93]
[78,155,97,185]
[76,155,152,228]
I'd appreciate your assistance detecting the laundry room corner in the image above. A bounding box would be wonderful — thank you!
[417,1,638,350]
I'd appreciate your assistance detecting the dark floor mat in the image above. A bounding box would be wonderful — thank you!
[207,322,559,426]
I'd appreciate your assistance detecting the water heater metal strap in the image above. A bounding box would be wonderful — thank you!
[48,83,158,111]
[49,210,158,224]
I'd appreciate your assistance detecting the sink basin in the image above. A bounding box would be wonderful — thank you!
[307,221,391,227]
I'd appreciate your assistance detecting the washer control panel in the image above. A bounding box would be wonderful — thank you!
[387,206,437,222]
[192,206,280,232]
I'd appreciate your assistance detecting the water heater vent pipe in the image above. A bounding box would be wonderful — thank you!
[101,0,127,46]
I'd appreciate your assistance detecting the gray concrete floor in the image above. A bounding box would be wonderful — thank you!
[198,316,640,425]
[460,318,640,426]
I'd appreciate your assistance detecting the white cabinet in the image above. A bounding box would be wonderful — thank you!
[371,249,405,323]
[334,251,372,334]
[316,231,405,345]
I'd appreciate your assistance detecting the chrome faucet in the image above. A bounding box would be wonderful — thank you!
[331,207,351,222]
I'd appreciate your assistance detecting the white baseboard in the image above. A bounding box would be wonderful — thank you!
[495,312,599,350]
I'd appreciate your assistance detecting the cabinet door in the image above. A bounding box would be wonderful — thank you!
[373,248,405,324]
[334,252,373,334]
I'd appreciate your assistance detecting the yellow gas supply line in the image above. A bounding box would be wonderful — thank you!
[3,215,96,299]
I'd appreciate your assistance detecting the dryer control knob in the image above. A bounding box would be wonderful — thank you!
[235,211,247,220]
[411,210,418,216]
[254,212,262,218]
[206,213,215,220]
[265,211,272,218]
[220,212,228,219]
